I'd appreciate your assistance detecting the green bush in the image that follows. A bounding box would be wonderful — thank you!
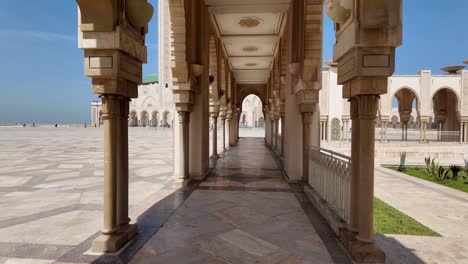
[449,164,462,181]
[424,157,436,178]
[434,165,450,181]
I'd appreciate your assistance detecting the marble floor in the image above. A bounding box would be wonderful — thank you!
[130,138,351,264]
[0,127,180,264]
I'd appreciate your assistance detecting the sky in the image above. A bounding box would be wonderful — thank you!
[0,1,466,124]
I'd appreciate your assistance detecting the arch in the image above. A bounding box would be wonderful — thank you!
[331,118,341,141]
[140,111,149,127]
[167,0,189,82]
[431,86,461,112]
[392,86,421,111]
[141,96,157,108]
[129,110,138,127]
[151,111,159,127]
[162,110,172,127]
[238,85,267,110]
[432,88,460,134]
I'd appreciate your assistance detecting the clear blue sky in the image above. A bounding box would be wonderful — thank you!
[0,1,466,124]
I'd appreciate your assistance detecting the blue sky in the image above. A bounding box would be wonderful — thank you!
[0,1,466,124]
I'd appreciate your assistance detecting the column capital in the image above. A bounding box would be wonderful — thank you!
[350,95,380,120]
[173,88,195,112]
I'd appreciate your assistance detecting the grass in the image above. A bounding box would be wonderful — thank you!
[373,198,441,236]
[387,166,468,193]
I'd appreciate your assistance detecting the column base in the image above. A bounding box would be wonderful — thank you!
[92,224,138,253]
[339,229,385,264]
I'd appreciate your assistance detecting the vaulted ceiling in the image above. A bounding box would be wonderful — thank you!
[206,0,290,85]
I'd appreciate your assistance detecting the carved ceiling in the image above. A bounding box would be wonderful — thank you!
[206,0,290,84]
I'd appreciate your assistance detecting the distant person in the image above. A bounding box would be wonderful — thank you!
[23,123,26,127]
[84,124,87,128]
[32,123,35,127]
[54,124,58,128]
[94,124,97,128]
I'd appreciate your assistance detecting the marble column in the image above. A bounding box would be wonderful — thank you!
[221,117,226,152]
[280,113,285,155]
[117,97,135,237]
[302,112,313,184]
[92,95,129,252]
[354,95,379,242]
[274,116,279,150]
[178,111,190,179]
[211,114,219,159]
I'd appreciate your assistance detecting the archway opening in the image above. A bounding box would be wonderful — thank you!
[151,111,159,127]
[432,88,460,141]
[129,111,138,127]
[390,88,419,141]
[140,111,149,127]
[239,94,264,138]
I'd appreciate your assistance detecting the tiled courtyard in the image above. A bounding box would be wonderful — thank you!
[0,127,177,263]
[1,127,467,264]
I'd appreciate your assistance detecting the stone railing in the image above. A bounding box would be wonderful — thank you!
[308,146,351,223]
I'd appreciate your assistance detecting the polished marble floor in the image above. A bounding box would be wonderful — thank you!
[130,138,351,264]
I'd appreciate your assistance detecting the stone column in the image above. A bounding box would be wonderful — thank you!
[302,112,313,184]
[211,113,219,159]
[226,110,233,147]
[177,111,190,179]
[100,95,121,243]
[173,89,194,180]
[280,110,285,155]
[354,95,379,243]
[274,116,280,150]
[117,97,135,237]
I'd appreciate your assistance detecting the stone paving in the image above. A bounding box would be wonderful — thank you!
[375,166,468,264]
[0,127,178,264]
[130,138,350,264]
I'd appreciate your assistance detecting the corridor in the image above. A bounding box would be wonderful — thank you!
[130,138,351,263]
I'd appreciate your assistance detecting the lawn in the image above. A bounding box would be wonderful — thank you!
[387,166,468,193]
[374,198,441,236]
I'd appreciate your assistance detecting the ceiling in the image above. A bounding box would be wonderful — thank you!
[206,0,290,84]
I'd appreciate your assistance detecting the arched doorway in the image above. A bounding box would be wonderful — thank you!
[432,88,460,141]
[129,111,138,127]
[151,111,159,127]
[239,94,264,138]
[392,88,420,141]
[140,111,149,127]
[162,111,171,127]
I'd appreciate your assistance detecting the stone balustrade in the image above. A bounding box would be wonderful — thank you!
[308,146,351,223]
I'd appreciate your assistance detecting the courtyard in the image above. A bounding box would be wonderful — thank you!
[0,127,466,263]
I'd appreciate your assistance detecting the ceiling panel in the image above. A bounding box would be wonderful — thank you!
[214,13,284,35]
[230,57,273,70]
[223,35,278,57]
[234,70,270,84]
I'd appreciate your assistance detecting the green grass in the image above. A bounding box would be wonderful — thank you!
[387,166,468,193]
[373,198,441,236]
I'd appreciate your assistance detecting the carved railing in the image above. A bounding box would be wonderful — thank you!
[309,146,351,223]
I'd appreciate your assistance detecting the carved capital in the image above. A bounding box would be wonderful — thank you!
[101,95,122,119]
[350,95,379,120]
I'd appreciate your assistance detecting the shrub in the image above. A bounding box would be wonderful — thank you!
[398,152,407,172]
[434,166,450,181]
[449,164,462,181]
[424,157,436,178]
